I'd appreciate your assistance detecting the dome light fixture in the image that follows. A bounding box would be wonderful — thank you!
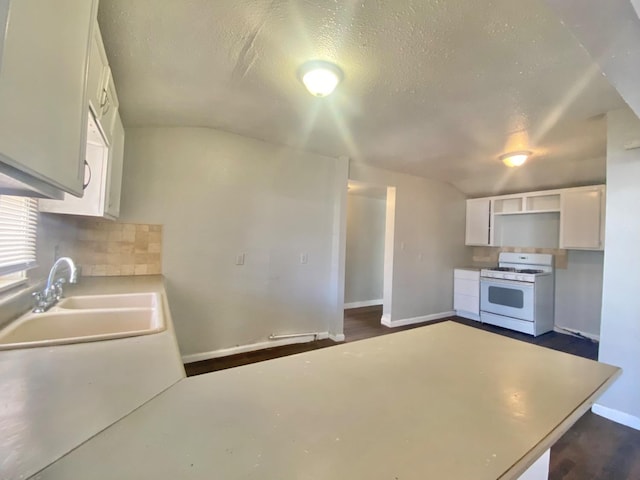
[298,60,343,97]
[500,151,531,167]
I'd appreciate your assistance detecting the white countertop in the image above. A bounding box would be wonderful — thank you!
[0,276,185,480]
[34,322,619,480]
[455,265,491,272]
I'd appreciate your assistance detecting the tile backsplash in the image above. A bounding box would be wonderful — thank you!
[471,246,568,269]
[70,220,162,276]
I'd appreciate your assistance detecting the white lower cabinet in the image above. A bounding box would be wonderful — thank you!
[454,269,480,321]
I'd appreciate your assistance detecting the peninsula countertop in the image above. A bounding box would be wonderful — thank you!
[0,275,185,480]
[35,321,619,480]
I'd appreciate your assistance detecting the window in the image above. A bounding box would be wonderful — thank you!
[0,195,38,291]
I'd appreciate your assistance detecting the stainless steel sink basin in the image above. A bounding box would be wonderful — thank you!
[0,293,165,350]
[57,293,158,310]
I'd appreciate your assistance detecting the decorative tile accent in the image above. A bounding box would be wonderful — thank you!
[73,221,162,277]
[471,246,568,269]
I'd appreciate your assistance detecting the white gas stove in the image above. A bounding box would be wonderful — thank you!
[479,253,555,336]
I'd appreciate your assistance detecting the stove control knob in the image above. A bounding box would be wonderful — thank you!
[505,274,515,280]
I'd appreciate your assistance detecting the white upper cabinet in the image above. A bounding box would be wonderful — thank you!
[98,70,120,145]
[40,112,125,220]
[86,22,109,123]
[39,18,125,220]
[560,186,605,250]
[105,114,125,218]
[0,0,98,197]
[465,185,606,251]
[86,22,120,146]
[465,198,491,246]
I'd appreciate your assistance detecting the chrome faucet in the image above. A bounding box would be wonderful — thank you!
[33,257,78,313]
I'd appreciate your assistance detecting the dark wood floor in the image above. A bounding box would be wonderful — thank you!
[185,306,640,479]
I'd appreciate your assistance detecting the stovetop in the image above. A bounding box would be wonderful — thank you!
[487,267,544,274]
[479,252,554,283]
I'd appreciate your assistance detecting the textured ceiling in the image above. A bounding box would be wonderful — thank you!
[98,0,625,196]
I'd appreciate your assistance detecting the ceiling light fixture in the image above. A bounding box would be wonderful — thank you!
[298,60,343,97]
[500,151,532,168]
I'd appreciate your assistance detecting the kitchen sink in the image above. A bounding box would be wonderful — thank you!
[57,293,158,310]
[0,293,165,350]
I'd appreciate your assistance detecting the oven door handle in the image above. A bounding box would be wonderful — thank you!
[481,278,535,289]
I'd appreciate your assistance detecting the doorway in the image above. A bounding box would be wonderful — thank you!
[343,180,395,337]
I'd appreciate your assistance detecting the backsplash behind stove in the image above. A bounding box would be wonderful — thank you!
[472,246,568,269]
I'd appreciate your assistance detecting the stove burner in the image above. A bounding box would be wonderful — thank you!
[490,267,516,272]
[517,269,544,274]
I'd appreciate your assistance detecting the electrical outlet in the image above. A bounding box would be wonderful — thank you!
[300,253,308,264]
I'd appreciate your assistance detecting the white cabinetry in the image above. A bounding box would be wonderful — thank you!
[454,269,480,321]
[40,112,124,219]
[0,0,98,197]
[560,186,605,250]
[465,185,605,251]
[465,199,491,246]
[86,22,120,145]
[40,19,124,220]
[98,72,120,145]
[86,22,109,124]
[105,114,125,218]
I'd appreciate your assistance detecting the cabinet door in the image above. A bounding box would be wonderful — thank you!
[39,114,108,216]
[105,114,125,218]
[454,294,479,315]
[0,0,97,197]
[465,199,491,246]
[560,188,604,250]
[86,21,109,120]
[98,69,119,145]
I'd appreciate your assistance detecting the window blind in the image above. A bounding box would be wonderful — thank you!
[0,195,38,276]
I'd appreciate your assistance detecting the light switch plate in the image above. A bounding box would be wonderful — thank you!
[235,253,245,265]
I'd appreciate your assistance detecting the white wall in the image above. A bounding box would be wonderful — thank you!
[120,127,348,359]
[349,162,470,322]
[595,107,640,429]
[344,193,385,306]
[554,250,604,338]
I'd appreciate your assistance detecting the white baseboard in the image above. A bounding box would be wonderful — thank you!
[381,311,455,328]
[329,333,345,342]
[344,299,383,309]
[553,325,600,342]
[592,404,640,431]
[182,332,329,364]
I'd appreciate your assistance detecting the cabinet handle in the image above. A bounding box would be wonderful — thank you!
[102,98,110,116]
[99,87,108,107]
[83,160,92,190]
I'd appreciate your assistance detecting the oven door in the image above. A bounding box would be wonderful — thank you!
[480,278,535,322]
